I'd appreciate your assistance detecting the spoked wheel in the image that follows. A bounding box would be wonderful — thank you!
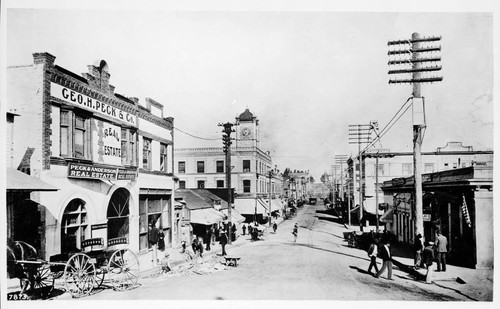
[107,249,139,291]
[93,268,105,289]
[64,253,96,298]
[30,264,55,297]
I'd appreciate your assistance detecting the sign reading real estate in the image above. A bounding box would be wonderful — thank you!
[67,163,137,181]
[101,121,122,166]
[68,163,117,179]
[117,169,137,180]
[50,82,137,126]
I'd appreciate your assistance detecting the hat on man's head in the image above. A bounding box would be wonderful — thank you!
[428,241,435,246]
[417,234,422,238]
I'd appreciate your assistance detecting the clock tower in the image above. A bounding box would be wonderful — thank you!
[235,108,259,148]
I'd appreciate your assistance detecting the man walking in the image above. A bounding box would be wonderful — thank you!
[367,238,379,275]
[292,223,298,242]
[148,222,159,267]
[206,227,212,251]
[375,239,393,280]
[422,241,435,284]
[414,234,423,269]
[219,229,228,256]
[435,230,448,272]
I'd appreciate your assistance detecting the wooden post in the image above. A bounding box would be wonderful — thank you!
[412,32,424,240]
[375,156,379,233]
[226,138,232,245]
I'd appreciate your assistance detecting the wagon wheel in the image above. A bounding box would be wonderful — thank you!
[107,249,139,291]
[64,253,96,298]
[30,264,54,297]
[93,268,105,289]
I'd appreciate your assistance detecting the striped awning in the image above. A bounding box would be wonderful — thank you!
[260,199,283,212]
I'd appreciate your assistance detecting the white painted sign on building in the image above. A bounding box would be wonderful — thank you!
[50,82,137,126]
[92,120,122,166]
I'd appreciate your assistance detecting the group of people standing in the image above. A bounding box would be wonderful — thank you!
[366,230,448,284]
[148,222,166,267]
[414,230,448,284]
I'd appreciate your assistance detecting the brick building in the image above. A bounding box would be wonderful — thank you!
[6,53,176,259]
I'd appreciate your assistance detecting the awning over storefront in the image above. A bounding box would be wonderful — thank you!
[272,199,283,212]
[190,208,224,225]
[7,167,58,191]
[221,209,246,223]
[380,208,394,223]
[234,198,268,215]
[260,199,283,212]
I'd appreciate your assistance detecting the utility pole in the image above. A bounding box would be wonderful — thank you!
[268,170,272,227]
[388,33,442,239]
[348,124,372,231]
[331,164,340,204]
[364,152,395,233]
[335,155,348,201]
[219,122,235,244]
[347,177,351,226]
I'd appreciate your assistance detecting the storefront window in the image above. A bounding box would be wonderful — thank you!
[107,188,130,241]
[61,199,88,253]
[139,195,172,251]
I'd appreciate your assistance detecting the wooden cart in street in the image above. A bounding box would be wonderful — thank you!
[8,237,140,299]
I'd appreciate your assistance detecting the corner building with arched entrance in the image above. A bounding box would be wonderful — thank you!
[7,52,175,259]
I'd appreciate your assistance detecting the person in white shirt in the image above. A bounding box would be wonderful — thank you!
[375,239,393,280]
[367,237,379,275]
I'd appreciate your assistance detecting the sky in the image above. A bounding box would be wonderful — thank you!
[2,0,497,181]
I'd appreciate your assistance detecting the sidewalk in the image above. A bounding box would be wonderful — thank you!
[342,223,493,301]
[6,217,286,294]
[138,216,286,278]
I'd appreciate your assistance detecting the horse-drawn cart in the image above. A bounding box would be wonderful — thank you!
[7,241,56,298]
[7,237,140,299]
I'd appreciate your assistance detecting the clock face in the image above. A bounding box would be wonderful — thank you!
[240,127,252,138]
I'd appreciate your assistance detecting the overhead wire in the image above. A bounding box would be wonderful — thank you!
[359,97,413,155]
[173,126,220,141]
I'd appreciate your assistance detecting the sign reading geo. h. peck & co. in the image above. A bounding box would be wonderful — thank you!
[50,82,137,127]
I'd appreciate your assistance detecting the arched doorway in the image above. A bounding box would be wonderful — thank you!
[61,199,88,252]
[107,188,130,241]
